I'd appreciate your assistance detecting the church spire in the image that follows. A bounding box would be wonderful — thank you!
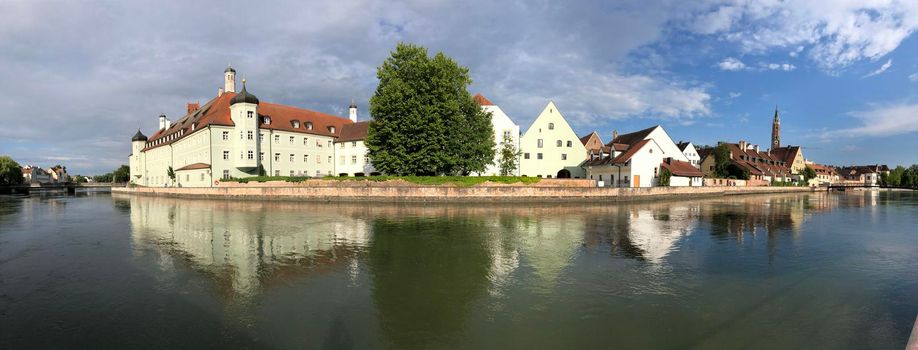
[771,106,781,149]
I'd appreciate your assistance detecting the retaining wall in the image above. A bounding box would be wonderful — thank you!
[113,180,815,202]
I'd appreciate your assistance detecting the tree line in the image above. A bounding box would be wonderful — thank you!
[880,165,918,187]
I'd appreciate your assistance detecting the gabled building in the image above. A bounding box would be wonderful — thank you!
[810,164,838,185]
[334,109,378,177]
[21,166,51,185]
[676,141,701,168]
[130,66,354,187]
[519,102,587,178]
[699,140,792,185]
[838,165,887,186]
[473,93,521,176]
[583,125,691,187]
[769,145,805,176]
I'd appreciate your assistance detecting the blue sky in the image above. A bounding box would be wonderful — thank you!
[1,0,917,174]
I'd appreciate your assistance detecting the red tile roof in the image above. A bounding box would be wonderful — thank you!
[661,159,703,177]
[142,92,352,151]
[335,121,369,143]
[175,163,210,171]
[608,125,658,147]
[473,93,494,106]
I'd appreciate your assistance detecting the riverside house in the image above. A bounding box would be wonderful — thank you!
[518,102,588,178]
[583,125,693,187]
[473,93,521,176]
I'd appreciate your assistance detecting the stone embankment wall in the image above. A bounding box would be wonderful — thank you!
[113,179,815,202]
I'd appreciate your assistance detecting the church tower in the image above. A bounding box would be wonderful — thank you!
[348,99,358,122]
[224,64,236,93]
[771,106,780,149]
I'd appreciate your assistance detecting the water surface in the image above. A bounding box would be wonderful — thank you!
[1,191,916,349]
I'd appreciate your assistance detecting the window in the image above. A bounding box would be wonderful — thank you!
[223,170,230,179]
[259,133,264,142]
[327,141,332,148]
[537,153,543,160]
[567,141,572,147]
[290,170,295,176]
[289,136,294,144]
[247,111,254,119]
[304,154,309,162]
[247,151,253,159]
[293,121,300,128]
[352,141,357,147]
[329,126,336,133]
[274,135,280,143]
[275,170,280,176]
[240,152,243,159]
[186,174,190,181]
[561,153,567,160]
[259,152,264,161]
[289,154,294,162]
[306,122,313,130]
[200,173,204,181]
[223,151,229,160]
[247,131,253,140]
[222,131,229,140]
[537,139,543,148]
[340,143,345,149]
[239,131,243,140]
[351,155,357,164]
[649,148,653,154]
[328,156,332,164]
[524,153,530,159]
[263,116,271,124]
[548,123,555,130]
[556,140,562,147]
[503,130,511,139]
[304,137,309,145]
[274,153,280,161]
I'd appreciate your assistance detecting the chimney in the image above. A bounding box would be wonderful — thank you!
[187,102,200,114]
[754,145,760,153]
[218,87,224,96]
[739,140,747,150]
[158,114,167,130]
[612,130,618,141]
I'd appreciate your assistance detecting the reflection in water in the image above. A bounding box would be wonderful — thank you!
[108,190,913,349]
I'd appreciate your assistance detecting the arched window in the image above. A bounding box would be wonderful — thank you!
[306,122,313,130]
[548,122,555,130]
[293,120,300,128]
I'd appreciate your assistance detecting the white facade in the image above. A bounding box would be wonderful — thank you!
[584,126,691,188]
[476,97,521,176]
[519,102,587,178]
[679,142,701,168]
[334,139,377,176]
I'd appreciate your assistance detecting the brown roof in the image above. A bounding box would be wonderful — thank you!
[335,121,369,143]
[473,93,494,106]
[584,139,653,167]
[608,125,658,147]
[769,146,801,164]
[579,132,596,146]
[611,143,629,151]
[142,92,353,151]
[175,163,210,171]
[661,159,703,177]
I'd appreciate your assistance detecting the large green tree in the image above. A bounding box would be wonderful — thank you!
[367,43,495,176]
[712,143,732,178]
[113,165,130,183]
[0,155,24,186]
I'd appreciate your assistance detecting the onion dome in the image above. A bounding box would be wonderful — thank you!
[231,79,259,105]
[225,64,236,73]
[132,129,148,141]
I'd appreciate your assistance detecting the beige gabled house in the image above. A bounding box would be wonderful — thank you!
[518,102,588,178]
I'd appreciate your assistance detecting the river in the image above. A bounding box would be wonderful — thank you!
[1,191,916,349]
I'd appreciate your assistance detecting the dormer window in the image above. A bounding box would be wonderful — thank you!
[293,121,300,128]
[306,122,313,130]
[263,116,271,125]
[328,126,336,133]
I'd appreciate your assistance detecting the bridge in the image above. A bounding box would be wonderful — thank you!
[0,183,123,195]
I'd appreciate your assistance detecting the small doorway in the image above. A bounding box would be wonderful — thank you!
[633,174,641,187]
[557,169,571,179]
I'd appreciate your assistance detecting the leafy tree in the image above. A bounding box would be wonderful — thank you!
[803,166,816,181]
[712,143,732,178]
[367,42,495,176]
[496,133,521,176]
[74,175,87,183]
[113,165,130,183]
[166,166,175,183]
[0,155,23,186]
[659,168,671,186]
[94,173,113,183]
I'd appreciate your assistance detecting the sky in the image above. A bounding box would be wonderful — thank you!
[1,0,918,175]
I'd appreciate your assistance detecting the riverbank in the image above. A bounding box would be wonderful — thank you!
[112,179,816,202]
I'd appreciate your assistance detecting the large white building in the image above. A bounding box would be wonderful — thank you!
[473,94,521,176]
[333,103,378,176]
[129,66,354,187]
[518,102,587,178]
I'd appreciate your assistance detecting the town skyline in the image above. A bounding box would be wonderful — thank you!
[2,1,917,174]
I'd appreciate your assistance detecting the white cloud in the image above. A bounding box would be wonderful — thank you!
[684,0,918,69]
[824,102,918,137]
[863,59,893,77]
[728,92,742,98]
[908,73,918,82]
[718,57,747,71]
[763,63,796,71]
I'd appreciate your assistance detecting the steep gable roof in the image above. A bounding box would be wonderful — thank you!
[473,93,494,106]
[608,125,658,147]
[662,159,703,177]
